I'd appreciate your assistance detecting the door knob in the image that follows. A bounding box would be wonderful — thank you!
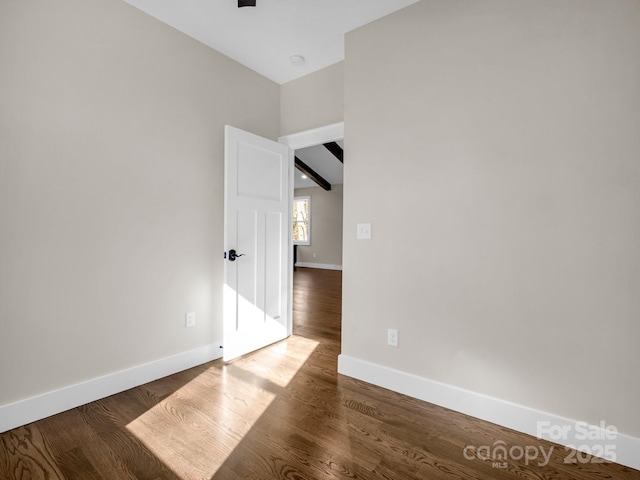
[226,249,245,262]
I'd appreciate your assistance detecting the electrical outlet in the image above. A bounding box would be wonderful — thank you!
[387,328,398,347]
[185,312,196,328]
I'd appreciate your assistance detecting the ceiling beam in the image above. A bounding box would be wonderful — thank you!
[323,142,344,163]
[295,157,331,191]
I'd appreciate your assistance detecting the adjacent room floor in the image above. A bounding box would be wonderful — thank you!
[1,267,638,479]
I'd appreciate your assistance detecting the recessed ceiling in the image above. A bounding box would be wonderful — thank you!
[295,140,344,189]
[122,0,418,84]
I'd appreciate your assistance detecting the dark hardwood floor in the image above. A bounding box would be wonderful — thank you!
[1,267,638,479]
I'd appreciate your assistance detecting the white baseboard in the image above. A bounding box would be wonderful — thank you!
[337,354,640,471]
[0,342,223,434]
[295,262,342,270]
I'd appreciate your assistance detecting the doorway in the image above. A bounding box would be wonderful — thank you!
[279,122,345,344]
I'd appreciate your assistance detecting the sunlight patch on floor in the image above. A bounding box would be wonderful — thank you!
[125,335,318,479]
[230,335,319,388]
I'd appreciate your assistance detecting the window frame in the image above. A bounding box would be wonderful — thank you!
[292,196,311,246]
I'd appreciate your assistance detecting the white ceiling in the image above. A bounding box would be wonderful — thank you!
[122,0,418,84]
[295,140,344,189]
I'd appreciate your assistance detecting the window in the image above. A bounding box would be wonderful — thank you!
[293,196,311,245]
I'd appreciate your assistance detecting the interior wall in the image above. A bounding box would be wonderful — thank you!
[342,0,640,437]
[280,62,344,136]
[294,185,343,268]
[0,0,279,406]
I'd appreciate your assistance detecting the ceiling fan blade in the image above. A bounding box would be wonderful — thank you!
[238,0,256,6]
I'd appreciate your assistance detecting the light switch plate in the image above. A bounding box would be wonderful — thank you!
[388,328,398,347]
[357,223,372,240]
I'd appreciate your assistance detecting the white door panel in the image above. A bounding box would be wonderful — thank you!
[237,143,283,200]
[264,211,282,321]
[224,126,291,361]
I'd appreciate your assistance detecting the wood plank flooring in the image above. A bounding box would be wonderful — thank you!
[1,267,638,479]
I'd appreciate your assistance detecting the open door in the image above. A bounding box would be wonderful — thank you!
[223,126,292,361]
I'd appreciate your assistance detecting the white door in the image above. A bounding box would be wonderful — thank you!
[223,125,292,361]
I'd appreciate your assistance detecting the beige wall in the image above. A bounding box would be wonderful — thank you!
[294,185,343,267]
[343,0,640,436]
[0,0,279,405]
[280,62,344,136]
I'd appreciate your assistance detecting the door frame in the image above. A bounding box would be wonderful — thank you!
[278,122,345,335]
